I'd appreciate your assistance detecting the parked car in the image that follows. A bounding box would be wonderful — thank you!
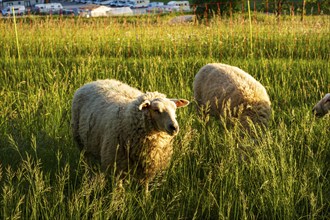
[94,0,109,5]
[61,8,80,16]
[163,5,179,13]
[146,2,164,13]
[167,1,190,12]
[1,5,26,16]
[148,2,163,7]
[146,6,165,13]
[32,3,63,15]
[127,0,149,8]
[80,0,93,4]
[109,0,130,7]
[97,0,115,5]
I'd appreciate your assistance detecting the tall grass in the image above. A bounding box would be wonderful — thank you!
[0,13,329,219]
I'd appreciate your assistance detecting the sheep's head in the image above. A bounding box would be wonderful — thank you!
[139,97,189,136]
[313,93,330,117]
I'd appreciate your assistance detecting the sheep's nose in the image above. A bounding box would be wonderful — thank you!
[168,124,179,135]
[312,107,316,114]
[312,107,320,117]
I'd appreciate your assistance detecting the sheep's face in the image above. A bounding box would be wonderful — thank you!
[313,93,330,118]
[139,98,189,136]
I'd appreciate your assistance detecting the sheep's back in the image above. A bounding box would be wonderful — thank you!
[72,79,143,158]
[194,63,271,120]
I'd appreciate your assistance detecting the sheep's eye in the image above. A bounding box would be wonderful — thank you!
[154,109,161,114]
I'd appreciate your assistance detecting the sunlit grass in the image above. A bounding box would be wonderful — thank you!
[0,13,329,219]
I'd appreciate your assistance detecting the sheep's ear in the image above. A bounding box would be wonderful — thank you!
[171,99,190,108]
[138,100,151,110]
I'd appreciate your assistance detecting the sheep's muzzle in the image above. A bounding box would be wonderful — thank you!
[166,123,179,136]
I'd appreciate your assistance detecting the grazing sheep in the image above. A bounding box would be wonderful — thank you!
[71,79,189,190]
[313,93,330,117]
[193,63,272,134]
[169,15,196,24]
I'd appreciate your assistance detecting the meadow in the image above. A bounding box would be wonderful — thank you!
[0,13,329,219]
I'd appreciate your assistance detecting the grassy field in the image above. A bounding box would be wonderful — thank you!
[0,13,329,219]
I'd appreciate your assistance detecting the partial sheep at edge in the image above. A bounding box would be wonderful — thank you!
[313,93,330,117]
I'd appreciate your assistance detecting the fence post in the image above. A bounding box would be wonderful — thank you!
[241,0,244,14]
[247,0,253,56]
[254,0,256,20]
[230,1,233,22]
[301,0,305,21]
[278,1,282,16]
[12,7,21,60]
[204,3,208,25]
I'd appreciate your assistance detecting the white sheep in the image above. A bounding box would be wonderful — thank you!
[193,63,272,134]
[313,93,330,117]
[71,79,189,190]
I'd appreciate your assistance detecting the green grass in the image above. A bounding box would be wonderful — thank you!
[0,13,329,219]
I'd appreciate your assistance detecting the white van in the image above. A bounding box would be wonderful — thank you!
[148,2,164,7]
[127,0,149,8]
[33,3,63,14]
[97,0,115,5]
[167,1,190,12]
[1,5,26,16]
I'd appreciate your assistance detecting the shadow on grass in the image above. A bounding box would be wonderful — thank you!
[0,112,83,184]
